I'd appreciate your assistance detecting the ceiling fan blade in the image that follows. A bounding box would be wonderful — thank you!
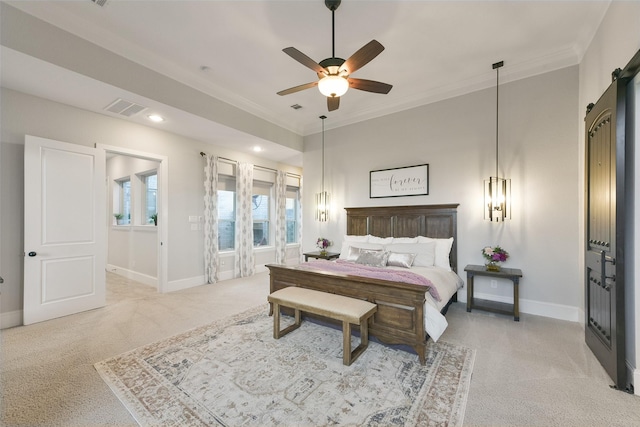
[282,47,326,74]
[349,78,392,94]
[277,81,318,96]
[339,40,385,75]
[327,96,340,111]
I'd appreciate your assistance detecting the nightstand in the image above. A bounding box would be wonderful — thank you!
[464,264,523,321]
[303,251,340,262]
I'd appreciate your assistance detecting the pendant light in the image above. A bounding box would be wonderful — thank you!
[484,61,511,222]
[316,115,330,221]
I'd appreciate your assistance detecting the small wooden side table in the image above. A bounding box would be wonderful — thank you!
[464,264,523,321]
[303,251,340,262]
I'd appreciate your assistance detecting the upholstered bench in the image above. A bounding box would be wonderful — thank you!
[268,287,377,366]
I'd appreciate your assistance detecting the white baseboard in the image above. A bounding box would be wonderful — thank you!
[165,264,271,292]
[217,270,235,282]
[1,309,23,329]
[460,291,582,322]
[106,264,157,288]
[205,259,298,284]
[165,275,206,293]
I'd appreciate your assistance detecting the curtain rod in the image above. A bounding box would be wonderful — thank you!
[200,152,301,178]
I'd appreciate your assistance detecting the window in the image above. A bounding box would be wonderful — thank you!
[285,187,299,243]
[114,178,131,225]
[140,172,157,224]
[252,181,271,247]
[217,177,235,251]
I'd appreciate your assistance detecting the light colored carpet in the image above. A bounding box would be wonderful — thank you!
[95,305,475,427]
[3,272,640,426]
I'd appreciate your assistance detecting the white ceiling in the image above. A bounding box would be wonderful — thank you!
[1,0,610,167]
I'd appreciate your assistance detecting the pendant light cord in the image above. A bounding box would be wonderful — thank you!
[495,64,499,179]
[493,61,503,179]
[320,115,326,193]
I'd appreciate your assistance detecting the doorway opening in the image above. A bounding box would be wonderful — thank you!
[99,145,168,293]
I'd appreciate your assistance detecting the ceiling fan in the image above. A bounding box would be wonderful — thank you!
[277,0,392,112]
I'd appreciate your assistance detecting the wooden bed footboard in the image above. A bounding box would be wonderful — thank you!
[266,264,429,364]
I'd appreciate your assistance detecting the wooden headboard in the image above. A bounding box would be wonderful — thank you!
[345,204,459,272]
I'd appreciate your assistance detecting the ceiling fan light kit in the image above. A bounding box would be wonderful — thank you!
[277,0,392,111]
[318,75,349,97]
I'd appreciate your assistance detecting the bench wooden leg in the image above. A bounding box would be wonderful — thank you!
[342,318,372,366]
[361,319,369,347]
[342,322,352,365]
[273,302,280,338]
[273,304,302,339]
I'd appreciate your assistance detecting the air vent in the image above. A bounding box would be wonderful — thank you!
[104,98,147,117]
[90,0,109,7]
[290,104,303,110]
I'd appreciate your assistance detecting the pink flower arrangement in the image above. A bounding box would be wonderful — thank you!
[482,246,509,263]
[316,237,332,251]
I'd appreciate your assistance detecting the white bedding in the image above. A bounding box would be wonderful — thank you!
[338,235,462,342]
[387,265,463,342]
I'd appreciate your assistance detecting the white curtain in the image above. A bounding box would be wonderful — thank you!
[298,177,304,263]
[203,155,219,284]
[235,162,255,277]
[274,170,287,264]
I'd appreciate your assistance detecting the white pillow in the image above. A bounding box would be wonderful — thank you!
[417,236,454,271]
[339,235,371,259]
[387,252,417,268]
[339,242,385,260]
[391,237,418,244]
[384,242,436,267]
[344,235,369,242]
[368,235,394,244]
[346,245,381,261]
[355,250,389,267]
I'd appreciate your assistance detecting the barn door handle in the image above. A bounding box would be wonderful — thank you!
[28,252,37,257]
[599,251,616,283]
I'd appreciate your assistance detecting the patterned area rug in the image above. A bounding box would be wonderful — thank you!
[95,305,475,426]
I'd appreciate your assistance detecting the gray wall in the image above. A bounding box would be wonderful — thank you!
[300,0,640,391]
[0,88,302,325]
[303,66,581,320]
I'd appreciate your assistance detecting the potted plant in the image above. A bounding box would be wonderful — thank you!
[114,213,124,225]
[150,213,158,226]
[481,245,509,272]
[316,237,332,256]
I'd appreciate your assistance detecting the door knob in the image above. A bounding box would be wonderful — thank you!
[28,252,37,257]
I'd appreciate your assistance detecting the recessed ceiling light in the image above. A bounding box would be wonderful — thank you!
[148,114,164,123]
[253,146,263,152]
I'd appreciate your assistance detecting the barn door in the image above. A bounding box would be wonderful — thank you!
[584,78,626,389]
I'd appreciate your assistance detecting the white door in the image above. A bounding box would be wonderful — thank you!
[24,135,106,325]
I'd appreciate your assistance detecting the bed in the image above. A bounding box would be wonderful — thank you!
[266,204,462,364]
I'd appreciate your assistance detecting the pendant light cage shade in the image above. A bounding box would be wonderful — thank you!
[484,60,512,222]
[316,115,330,222]
[484,176,511,222]
[315,190,330,222]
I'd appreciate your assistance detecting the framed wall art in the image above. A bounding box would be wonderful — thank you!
[370,164,429,198]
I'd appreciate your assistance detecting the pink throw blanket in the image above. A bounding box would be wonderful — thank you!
[300,259,441,302]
